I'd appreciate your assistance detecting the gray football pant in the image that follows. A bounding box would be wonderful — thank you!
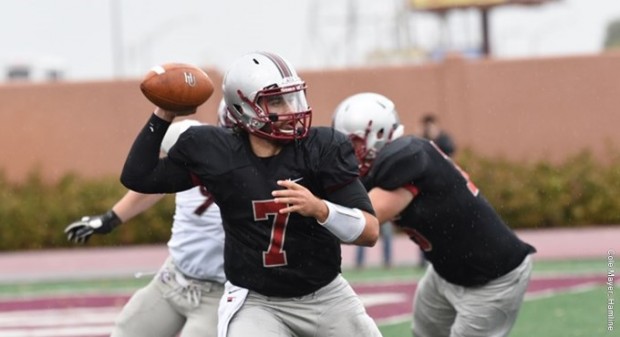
[412,255,533,337]
[227,274,383,337]
[111,257,225,337]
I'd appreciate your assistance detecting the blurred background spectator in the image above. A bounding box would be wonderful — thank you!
[355,222,394,269]
[421,113,456,157]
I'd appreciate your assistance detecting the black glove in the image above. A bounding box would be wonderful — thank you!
[64,210,122,244]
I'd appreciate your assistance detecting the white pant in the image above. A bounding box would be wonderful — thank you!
[221,274,382,337]
[111,257,225,337]
[412,255,533,337]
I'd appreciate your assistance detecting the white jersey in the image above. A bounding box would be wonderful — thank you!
[167,185,226,283]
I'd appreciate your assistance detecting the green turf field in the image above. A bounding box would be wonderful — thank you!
[347,258,611,337]
[342,258,605,282]
[0,258,613,336]
[376,286,609,337]
[0,258,602,295]
[512,287,609,337]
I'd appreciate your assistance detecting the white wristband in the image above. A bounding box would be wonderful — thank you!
[318,200,366,243]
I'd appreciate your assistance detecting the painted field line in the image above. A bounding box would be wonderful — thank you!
[524,282,601,301]
[0,307,117,327]
[0,325,113,337]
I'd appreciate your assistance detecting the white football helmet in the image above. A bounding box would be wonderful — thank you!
[332,92,404,176]
[222,51,311,141]
[217,98,235,128]
[161,119,202,154]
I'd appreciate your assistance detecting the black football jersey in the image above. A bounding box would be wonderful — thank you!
[121,115,372,297]
[363,136,536,287]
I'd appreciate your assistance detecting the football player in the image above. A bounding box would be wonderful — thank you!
[65,119,225,337]
[332,92,536,337]
[120,51,382,337]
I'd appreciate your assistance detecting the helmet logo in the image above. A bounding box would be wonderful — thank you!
[282,76,300,84]
[184,72,197,87]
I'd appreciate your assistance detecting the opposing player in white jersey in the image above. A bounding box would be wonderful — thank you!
[64,119,226,337]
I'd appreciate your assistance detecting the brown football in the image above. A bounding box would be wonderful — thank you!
[140,63,214,112]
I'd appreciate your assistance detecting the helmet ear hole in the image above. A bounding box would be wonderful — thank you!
[232,104,243,117]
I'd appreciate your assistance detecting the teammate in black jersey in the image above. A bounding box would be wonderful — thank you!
[121,52,382,337]
[333,92,536,337]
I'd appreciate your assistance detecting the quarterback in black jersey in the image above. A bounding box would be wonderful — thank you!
[333,92,536,337]
[121,52,382,337]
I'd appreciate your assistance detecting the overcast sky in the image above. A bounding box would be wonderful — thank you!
[1,0,619,81]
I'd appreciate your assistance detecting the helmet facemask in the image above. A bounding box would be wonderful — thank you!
[234,82,311,141]
[348,120,402,176]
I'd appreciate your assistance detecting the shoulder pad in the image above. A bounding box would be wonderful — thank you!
[304,127,359,191]
[169,125,242,175]
[306,127,347,146]
[367,136,429,190]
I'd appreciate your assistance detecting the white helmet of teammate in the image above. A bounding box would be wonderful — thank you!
[222,51,311,141]
[332,92,404,175]
[161,119,202,154]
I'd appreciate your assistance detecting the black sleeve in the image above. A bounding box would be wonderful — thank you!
[120,114,194,193]
[325,179,375,215]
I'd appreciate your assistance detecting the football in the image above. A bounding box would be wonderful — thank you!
[140,63,214,112]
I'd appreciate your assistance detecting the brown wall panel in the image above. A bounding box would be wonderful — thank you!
[1,53,618,183]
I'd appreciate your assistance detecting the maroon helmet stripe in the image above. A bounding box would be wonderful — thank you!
[259,52,292,78]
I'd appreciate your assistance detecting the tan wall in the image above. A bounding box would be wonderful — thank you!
[305,52,620,163]
[2,52,619,183]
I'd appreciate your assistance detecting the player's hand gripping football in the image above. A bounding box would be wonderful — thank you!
[64,210,122,244]
[272,180,329,222]
[153,106,197,122]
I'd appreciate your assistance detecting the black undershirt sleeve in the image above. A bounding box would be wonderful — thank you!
[120,113,194,193]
